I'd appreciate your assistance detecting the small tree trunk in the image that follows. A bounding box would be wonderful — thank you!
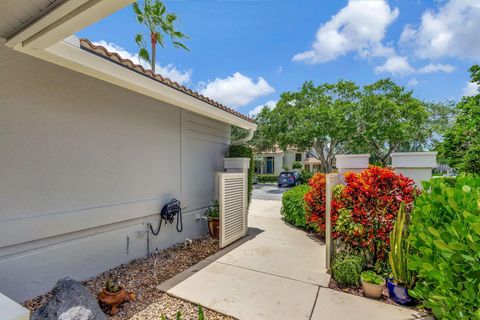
[150,32,156,73]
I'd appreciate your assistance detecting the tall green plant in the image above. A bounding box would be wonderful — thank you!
[388,202,415,288]
[408,176,480,319]
[133,0,189,73]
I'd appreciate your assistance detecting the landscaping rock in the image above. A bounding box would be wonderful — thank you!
[32,278,106,320]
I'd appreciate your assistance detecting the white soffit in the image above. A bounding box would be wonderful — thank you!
[6,0,133,49]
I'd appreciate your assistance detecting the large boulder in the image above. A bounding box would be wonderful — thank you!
[32,278,106,320]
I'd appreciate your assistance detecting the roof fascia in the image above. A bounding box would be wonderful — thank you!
[22,37,256,130]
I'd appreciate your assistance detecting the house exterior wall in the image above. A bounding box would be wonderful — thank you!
[256,151,305,174]
[0,46,229,301]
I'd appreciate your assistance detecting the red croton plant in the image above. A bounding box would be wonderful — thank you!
[304,173,327,232]
[305,166,417,263]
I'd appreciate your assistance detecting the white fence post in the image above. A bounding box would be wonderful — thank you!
[335,154,370,184]
[325,173,339,271]
[391,152,437,189]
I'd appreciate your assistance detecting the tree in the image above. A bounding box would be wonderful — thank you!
[441,65,480,173]
[133,0,189,73]
[259,80,360,173]
[355,79,430,166]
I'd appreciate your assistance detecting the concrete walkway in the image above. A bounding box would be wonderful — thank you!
[159,199,430,320]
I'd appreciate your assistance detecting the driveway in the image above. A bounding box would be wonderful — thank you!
[252,183,288,200]
[158,199,430,320]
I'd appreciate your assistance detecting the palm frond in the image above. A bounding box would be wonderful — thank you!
[138,48,150,65]
[172,41,189,51]
[135,33,145,46]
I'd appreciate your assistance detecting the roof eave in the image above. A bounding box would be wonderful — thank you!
[18,36,257,130]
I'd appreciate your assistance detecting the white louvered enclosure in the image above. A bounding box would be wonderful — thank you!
[216,172,248,248]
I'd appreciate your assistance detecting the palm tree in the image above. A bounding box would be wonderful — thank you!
[133,0,189,73]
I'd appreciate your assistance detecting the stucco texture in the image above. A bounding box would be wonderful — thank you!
[0,45,229,301]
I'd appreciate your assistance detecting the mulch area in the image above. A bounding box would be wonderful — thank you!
[23,234,236,320]
[328,278,399,306]
[328,278,431,316]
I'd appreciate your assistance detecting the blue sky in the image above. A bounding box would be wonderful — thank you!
[79,0,480,117]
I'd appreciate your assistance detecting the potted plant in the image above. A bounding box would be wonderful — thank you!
[98,279,135,315]
[388,203,415,305]
[205,200,220,239]
[361,270,385,299]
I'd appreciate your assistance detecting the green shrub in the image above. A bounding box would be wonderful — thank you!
[332,253,363,287]
[292,161,303,169]
[255,174,278,183]
[361,271,384,285]
[281,184,310,228]
[408,175,480,319]
[227,145,253,206]
[334,251,366,270]
[301,169,314,184]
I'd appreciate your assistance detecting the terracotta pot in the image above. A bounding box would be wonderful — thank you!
[98,287,135,315]
[361,279,385,299]
[208,218,220,239]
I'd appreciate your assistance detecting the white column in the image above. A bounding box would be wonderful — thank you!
[224,157,250,174]
[335,154,369,183]
[391,152,437,189]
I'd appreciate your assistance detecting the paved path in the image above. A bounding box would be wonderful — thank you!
[252,183,288,201]
[159,199,430,320]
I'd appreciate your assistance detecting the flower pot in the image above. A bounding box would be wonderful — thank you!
[387,278,414,305]
[208,218,220,239]
[361,279,385,299]
[98,287,136,315]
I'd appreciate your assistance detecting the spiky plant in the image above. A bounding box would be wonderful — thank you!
[388,202,415,288]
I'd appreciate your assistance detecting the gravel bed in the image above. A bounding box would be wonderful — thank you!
[23,234,235,320]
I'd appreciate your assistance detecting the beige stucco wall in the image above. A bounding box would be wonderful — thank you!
[0,45,229,301]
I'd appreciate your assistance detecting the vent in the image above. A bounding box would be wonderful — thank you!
[216,172,247,248]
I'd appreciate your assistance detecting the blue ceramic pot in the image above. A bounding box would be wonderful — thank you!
[387,278,414,305]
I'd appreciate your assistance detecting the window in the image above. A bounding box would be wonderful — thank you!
[295,153,302,161]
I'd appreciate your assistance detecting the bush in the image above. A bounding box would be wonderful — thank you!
[301,169,314,184]
[281,185,310,228]
[255,174,277,183]
[228,145,253,206]
[332,166,417,263]
[408,175,480,319]
[332,253,363,287]
[304,173,327,233]
[292,161,303,169]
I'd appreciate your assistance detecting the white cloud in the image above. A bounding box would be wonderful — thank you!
[374,56,415,76]
[400,0,480,60]
[463,81,479,97]
[198,72,274,108]
[407,78,419,87]
[248,100,277,117]
[293,0,399,64]
[375,59,456,76]
[417,63,455,74]
[92,40,192,85]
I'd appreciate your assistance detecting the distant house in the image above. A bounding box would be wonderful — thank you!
[303,155,325,172]
[0,0,256,302]
[254,147,307,174]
